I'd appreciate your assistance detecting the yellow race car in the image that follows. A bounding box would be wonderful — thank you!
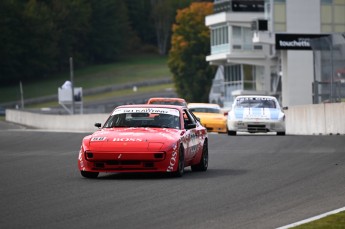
[188,103,227,133]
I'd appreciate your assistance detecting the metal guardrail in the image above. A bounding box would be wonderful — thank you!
[0,78,172,108]
[313,81,345,103]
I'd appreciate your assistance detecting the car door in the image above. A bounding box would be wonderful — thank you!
[182,109,201,162]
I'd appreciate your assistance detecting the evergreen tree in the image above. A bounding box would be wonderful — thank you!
[87,0,132,63]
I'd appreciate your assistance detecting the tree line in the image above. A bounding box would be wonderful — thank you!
[0,0,214,102]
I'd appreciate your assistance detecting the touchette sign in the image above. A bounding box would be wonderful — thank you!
[275,34,329,50]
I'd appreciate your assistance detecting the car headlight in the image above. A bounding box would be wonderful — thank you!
[278,113,285,121]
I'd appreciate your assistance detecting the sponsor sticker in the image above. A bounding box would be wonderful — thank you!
[91,137,107,141]
[112,107,179,117]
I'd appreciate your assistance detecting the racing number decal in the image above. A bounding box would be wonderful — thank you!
[183,109,200,159]
[187,130,198,158]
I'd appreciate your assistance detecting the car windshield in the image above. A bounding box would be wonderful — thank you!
[189,107,220,114]
[103,108,181,129]
[235,98,276,109]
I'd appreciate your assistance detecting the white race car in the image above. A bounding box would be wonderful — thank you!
[227,95,286,136]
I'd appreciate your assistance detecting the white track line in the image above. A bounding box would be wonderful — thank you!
[276,206,345,229]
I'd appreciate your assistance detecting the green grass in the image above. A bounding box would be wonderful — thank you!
[27,83,174,108]
[291,211,345,229]
[0,54,172,104]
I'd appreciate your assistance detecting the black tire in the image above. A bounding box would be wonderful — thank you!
[191,141,208,172]
[81,171,99,178]
[173,146,184,177]
[227,130,237,136]
[277,131,286,136]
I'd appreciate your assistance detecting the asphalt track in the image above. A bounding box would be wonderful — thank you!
[0,122,344,229]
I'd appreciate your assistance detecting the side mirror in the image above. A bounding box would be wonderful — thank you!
[94,123,102,128]
[282,106,288,110]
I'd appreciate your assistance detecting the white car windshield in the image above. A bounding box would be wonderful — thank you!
[235,98,277,109]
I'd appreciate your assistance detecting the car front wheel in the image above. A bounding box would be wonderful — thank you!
[227,130,236,136]
[191,142,208,172]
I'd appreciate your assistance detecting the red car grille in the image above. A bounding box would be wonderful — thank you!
[85,151,165,171]
[92,160,156,170]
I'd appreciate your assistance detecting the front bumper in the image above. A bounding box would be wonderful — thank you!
[78,149,178,173]
[203,122,227,133]
[228,119,285,133]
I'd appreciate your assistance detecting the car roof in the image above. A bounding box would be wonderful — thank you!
[115,104,185,111]
[235,95,277,100]
[147,97,186,102]
[187,103,221,108]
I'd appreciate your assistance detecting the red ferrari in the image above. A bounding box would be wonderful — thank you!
[78,104,208,178]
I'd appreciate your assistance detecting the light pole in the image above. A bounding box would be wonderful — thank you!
[69,57,75,114]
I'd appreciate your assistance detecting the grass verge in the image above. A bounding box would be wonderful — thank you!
[294,211,345,229]
[1,54,171,104]
[27,83,174,108]
[286,211,345,229]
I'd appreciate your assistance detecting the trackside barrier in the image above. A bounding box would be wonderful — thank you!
[5,102,345,135]
[285,102,345,135]
[5,109,107,132]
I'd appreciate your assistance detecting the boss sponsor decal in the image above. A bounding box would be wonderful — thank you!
[78,150,85,170]
[166,144,178,172]
[113,138,143,142]
[91,137,107,141]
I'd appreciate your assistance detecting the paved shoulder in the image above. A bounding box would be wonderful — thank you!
[0,120,29,130]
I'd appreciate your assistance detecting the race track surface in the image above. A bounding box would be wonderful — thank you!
[0,124,344,229]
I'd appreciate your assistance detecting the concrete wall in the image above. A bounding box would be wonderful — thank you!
[6,109,108,132]
[5,103,345,135]
[285,102,345,135]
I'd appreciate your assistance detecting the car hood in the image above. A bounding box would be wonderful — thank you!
[233,108,282,120]
[86,127,180,151]
[192,112,226,123]
[193,112,226,119]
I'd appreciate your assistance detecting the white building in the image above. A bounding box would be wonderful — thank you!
[206,0,345,107]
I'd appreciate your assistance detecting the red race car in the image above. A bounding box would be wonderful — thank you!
[78,104,208,178]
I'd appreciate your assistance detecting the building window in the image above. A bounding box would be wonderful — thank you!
[321,0,345,33]
[273,1,286,32]
[225,65,242,83]
[243,65,256,90]
[210,25,229,54]
[232,26,256,51]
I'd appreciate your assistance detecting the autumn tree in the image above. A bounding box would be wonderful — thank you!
[168,2,215,102]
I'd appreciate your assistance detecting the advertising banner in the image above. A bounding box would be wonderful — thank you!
[275,34,329,50]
